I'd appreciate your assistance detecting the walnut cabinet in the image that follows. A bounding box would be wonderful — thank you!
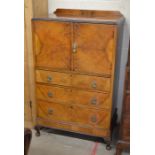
[32,9,124,146]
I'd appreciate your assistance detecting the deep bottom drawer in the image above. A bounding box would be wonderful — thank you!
[37,101,111,129]
[37,118,110,137]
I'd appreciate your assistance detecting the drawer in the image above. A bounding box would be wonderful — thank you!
[36,70,71,86]
[72,74,111,92]
[72,89,111,109]
[72,106,110,129]
[37,101,74,123]
[36,84,71,104]
[36,84,111,108]
[37,101,110,129]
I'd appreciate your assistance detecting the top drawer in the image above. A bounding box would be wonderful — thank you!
[36,70,111,92]
[36,70,71,87]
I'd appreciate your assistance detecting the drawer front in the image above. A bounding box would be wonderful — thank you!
[72,74,111,92]
[36,84,71,104]
[37,101,110,129]
[73,106,110,129]
[72,89,111,109]
[36,84,111,108]
[37,101,74,122]
[36,70,71,86]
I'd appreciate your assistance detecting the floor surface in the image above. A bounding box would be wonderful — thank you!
[29,129,129,155]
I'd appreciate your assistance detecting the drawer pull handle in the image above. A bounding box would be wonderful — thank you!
[91,115,97,123]
[91,81,97,89]
[48,109,53,115]
[48,92,53,97]
[47,76,52,82]
[72,43,77,53]
[91,98,97,105]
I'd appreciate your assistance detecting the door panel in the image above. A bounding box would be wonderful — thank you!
[73,23,116,75]
[33,21,71,70]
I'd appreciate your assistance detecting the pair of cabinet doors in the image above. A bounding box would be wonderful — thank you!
[33,21,117,75]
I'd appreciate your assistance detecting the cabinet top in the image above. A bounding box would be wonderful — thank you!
[32,9,125,25]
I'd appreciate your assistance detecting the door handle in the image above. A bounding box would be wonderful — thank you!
[72,43,77,53]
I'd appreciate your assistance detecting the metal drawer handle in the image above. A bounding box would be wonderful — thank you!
[91,115,97,123]
[47,76,52,82]
[47,92,53,97]
[48,109,53,115]
[91,98,97,105]
[91,81,97,89]
[72,43,77,53]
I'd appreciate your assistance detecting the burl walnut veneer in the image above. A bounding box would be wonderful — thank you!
[32,9,124,149]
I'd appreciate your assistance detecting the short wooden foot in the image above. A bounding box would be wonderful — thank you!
[104,138,112,150]
[34,125,40,137]
[106,144,112,150]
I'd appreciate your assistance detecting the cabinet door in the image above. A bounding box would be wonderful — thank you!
[33,21,71,71]
[73,23,116,75]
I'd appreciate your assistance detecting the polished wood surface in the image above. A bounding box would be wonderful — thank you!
[36,84,111,109]
[37,119,109,137]
[36,69,111,92]
[36,84,71,104]
[33,21,71,70]
[33,9,124,25]
[72,74,111,92]
[73,23,116,75]
[37,101,110,129]
[36,70,71,87]
[32,9,124,141]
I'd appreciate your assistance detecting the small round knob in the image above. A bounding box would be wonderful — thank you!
[47,76,52,82]
[48,109,53,115]
[48,92,53,97]
[91,115,97,123]
[91,81,97,89]
[91,98,97,105]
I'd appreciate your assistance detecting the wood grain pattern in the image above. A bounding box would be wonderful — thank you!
[37,101,110,129]
[36,70,71,86]
[33,21,72,70]
[73,23,115,75]
[72,89,111,109]
[32,9,124,141]
[33,9,124,25]
[36,84,111,109]
[36,84,71,104]
[72,74,111,92]
[37,118,110,137]
[54,9,123,22]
